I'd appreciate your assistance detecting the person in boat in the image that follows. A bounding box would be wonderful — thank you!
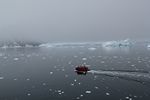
[75,65,90,75]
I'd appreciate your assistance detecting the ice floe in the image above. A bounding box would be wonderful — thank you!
[0,77,4,80]
[70,83,75,86]
[27,93,31,96]
[85,91,91,94]
[54,89,65,95]
[50,72,53,75]
[14,58,19,61]
[88,47,96,51]
[14,78,18,81]
[42,83,46,86]
[147,44,150,48]
[26,78,30,81]
[106,92,110,96]
[82,58,87,61]
[94,86,99,89]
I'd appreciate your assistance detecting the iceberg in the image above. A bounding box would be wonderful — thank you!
[39,43,53,48]
[85,91,91,94]
[147,45,150,48]
[0,77,4,80]
[88,47,96,51]
[102,39,132,47]
[0,41,41,49]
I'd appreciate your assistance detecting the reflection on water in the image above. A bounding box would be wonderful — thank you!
[0,42,150,100]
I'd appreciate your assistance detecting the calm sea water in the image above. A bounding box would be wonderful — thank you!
[0,42,150,100]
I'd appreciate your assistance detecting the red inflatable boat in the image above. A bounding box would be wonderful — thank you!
[75,65,90,75]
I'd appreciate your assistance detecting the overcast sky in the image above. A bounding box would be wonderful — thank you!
[0,0,150,42]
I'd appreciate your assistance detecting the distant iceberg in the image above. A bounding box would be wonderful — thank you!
[102,39,132,47]
[147,44,150,48]
[39,43,53,48]
[39,42,101,48]
[0,41,41,49]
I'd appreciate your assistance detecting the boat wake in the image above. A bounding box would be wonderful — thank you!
[88,69,150,85]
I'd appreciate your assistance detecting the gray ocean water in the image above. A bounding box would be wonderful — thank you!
[0,41,150,100]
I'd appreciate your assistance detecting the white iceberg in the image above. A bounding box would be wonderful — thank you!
[147,44,150,48]
[102,39,132,47]
[85,91,91,94]
[0,77,4,80]
[39,43,53,48]
[88,47,96,51]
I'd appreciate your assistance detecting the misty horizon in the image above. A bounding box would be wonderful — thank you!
[0,0,150,42]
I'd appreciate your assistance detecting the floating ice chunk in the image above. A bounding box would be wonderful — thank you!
[95,86,99,89]
[49,89,52,91]
[147,45,150,48]
[125,96,133,100]
[1,45,8,49]
[113,56,118,59]
[25,44,33,48]
[125,97,130,99]
[85,91,91,94]
[54,66,57,68]
[68,61,72,64]
[94,75,98,79]
[42,83,46,86]
[14,78,18,81]
[56,90,64,95]
[82,58,87,61]
[80,94,83,97]
[127,61,131,63]
[70,83,74,86]
[65,74,68,78]
[0,53,3,56]
[131,64,135,67]
[14,58,19,61]
[61,69,65,71]
[73,56,78,58]
[50,72,53,75]
[58,90,61,93]
[101,61,105,63]
[39,43,53,48]
[138,60,141,63]
[27,93,31,96]
[14,45,22,48]
[3,56,7,59]
[0,77,4,80]
[106,93,110,96]
[58,92,63,95]
[88,47,96,51]
[26,78,30,81]
[42,57,46,60]
[26,55,31,58]
[61,91,64,94]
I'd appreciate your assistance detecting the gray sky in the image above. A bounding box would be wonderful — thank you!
[0,0,150,42]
